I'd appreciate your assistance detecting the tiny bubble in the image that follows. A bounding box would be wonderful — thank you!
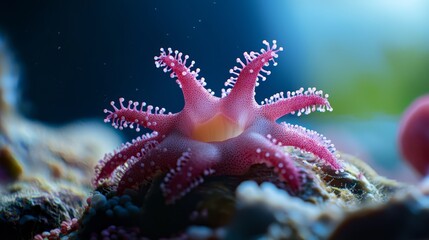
[57,46,61,50]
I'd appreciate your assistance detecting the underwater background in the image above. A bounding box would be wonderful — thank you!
[1,0,429,184]
[2,1,429,239]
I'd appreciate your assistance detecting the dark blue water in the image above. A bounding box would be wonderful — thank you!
[0,1,300,125]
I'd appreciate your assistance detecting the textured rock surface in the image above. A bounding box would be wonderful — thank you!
[0,180,85,240]
[74,148,404,239]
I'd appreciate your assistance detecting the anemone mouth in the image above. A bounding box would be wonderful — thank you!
[191,113,244,142]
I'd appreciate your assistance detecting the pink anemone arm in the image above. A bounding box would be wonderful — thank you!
[260,87,333,121]
[271,122,341,171]
[93,133,160,186]
[155,48,217,108]
[160,145,219,204]
[104,97,177,133]
[223,40,283,105]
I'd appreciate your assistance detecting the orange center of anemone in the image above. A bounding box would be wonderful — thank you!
[191,114,244,142]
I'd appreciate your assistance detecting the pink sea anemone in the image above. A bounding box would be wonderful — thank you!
[94,40,342,204]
